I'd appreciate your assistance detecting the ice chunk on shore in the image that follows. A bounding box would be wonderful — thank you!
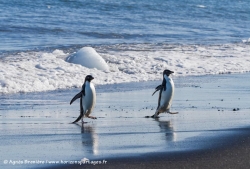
[66,47,109,71]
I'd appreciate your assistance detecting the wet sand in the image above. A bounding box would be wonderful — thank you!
[58,129,250,169]
[1,73,250,169]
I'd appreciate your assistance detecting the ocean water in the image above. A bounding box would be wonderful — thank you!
[0,0,250,93]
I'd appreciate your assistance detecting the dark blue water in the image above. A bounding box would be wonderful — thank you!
[1,0,249,52]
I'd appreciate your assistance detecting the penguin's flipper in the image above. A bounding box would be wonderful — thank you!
[152,85,163,96]
[72,97,84,123]
[70,92,82,105]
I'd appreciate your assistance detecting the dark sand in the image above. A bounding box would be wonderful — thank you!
[1,73,250,169]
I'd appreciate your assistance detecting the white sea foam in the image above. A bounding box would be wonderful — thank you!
[0,43,249,94]
[197,5,206,8]
[242,38,250,43]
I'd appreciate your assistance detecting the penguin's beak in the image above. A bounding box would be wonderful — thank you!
[91,76,94,80]
[170,71,174,74]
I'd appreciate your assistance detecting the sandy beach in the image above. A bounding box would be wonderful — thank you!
[1,73,250,169]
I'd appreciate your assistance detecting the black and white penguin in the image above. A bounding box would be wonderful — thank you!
[70,75,96,123]
[150,69,178,118]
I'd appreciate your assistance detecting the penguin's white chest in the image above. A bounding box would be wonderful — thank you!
[82,82,96,112]
[160,76,174,109]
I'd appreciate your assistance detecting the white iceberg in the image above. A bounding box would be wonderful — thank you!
[66,47,109,71]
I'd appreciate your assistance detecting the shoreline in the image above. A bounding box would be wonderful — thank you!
[1,73,250,169]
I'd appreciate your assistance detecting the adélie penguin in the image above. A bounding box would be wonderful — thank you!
[149,69,178,118]
[70,75,96,123]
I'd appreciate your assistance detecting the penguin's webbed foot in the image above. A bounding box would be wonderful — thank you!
[87,116,97,119]
[152,115,160,118]
[71,121,87,124]
[145,115,160,118]
[168,111,178,114]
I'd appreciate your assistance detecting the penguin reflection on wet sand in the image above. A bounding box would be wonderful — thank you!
[74,123,99,155]
[149,69,178,118]
[70,75,96,123]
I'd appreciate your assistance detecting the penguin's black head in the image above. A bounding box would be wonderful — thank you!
[163,69,174,76]
[85,75,94,82]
